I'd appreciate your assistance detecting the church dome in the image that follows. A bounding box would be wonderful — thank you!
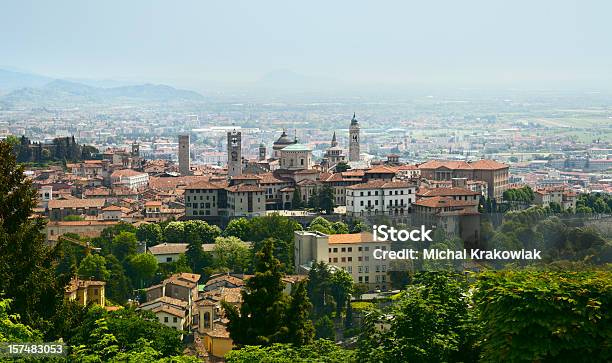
[273,130,295,150]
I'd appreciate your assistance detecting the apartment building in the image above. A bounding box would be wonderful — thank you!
[294,231,392,291]
[184,181,224,218]
[412,197,480,244]
[47,198,106,221]
[345,180,416,216]
[534,187,578,210]
[418,159,509,199]
[110,169,149,190]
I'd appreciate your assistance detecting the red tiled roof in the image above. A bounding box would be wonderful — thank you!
[328,232,375,244]
[414,196,478,208]
[225,185,265,193]
[418,187,479,197]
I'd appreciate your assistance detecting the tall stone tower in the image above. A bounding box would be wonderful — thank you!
[349,113,360,162]
[178,134,191,176]
[227,130,242,177]
[258,142,266,161]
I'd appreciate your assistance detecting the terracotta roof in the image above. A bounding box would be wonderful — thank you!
[173,272,201,284]
[225,185,265,193]
[205,274,246,288]
[145,201,162,206]
[469,159,508,170]
[111,169,147,178]
[347,180,413,190]
[151,305,185,318]
[140,296,189,309]
[48,220,119,227]
[231,174,262,180]
[184,180,224,190]
[149,242,188,255]
[365,165,398,174]
[398,164,419,170]
[418,187,480,197]
[48,198,105,209]
[413,196,478,208]
[418,159,507,170]
[102,205,123,211]
[258,173,287,184]
[328,232,375,244]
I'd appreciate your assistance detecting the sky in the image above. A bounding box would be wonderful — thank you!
[1,0,611,90]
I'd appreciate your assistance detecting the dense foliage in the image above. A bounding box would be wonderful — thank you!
[225,339,355,363]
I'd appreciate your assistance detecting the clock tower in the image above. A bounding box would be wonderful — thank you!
[349,113,360,162]
[227,130,242,177]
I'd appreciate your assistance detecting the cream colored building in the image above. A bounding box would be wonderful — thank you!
[65,278,106,307]
[279,143,313,170]
[294,231,392,291]
[226,184,266,217]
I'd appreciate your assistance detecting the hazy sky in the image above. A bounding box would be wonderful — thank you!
[2,0,611,88]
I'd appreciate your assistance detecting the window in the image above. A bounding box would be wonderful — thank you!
[358,266,363,273]
[333,258,338,263]
[333,248,338,253]
[164,317,169,323]
[365,266,369,273]
[341,257,346,262]
[166,257,172,262]
[173,317,178,323]
[348,247,352,252]
[348,257,352,262]
[341,247,346,252]
[358,256,362,261]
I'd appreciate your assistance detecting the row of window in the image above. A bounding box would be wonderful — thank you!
[350,189,412,197]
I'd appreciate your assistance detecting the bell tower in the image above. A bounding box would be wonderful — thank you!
[349,113,360,162]
[227,130,242,177]
[258,142,266,161]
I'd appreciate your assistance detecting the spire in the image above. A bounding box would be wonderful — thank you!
[294,129,298,143]
[332,131,336,142]
[351,112,358,126]
[331,131,338,147]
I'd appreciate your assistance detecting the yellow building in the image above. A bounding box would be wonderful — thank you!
[65,278,106,307]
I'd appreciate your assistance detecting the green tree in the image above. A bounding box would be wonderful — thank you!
[78,254,110,281]
[330,269,354,315]
[335,161,351,172]
[286,281,315,346]
[212,236,252,273]
[163,221,185,243]
[318,184,336,214]
[225,340,355,363]
[223,218,252,241]
[111,231,138,261]
[357,273,479,363]
[222,239,290,346]
[136,223,163,246]
[314,315,335,340]
[0,298,42,342]
[128,253,158,288]
[184,220,222,244]
[306,262,335,318]
[291,188,304,209]
[0,140,69,336]
[308,216,334,234]
[475,270,611,362]
[105,255,131,304]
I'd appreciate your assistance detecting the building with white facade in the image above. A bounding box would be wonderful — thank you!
[110,169,149,190]
[345,180,416,216]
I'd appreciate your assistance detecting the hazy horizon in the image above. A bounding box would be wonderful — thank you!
[2,0,612,92]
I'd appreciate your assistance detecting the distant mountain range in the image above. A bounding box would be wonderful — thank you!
[0,69,204,107]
